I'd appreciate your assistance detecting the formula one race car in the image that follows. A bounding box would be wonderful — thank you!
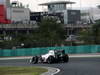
[30,50,69,64]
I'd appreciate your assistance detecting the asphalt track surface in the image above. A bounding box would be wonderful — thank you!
[0,57,100,75]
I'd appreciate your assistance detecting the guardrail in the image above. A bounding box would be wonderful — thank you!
[0,24,91,29]
[0,45,100,57]
[0,24,38,29]
[64,24,91,28]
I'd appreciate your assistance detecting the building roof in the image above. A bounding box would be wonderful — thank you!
[39,1,75,6]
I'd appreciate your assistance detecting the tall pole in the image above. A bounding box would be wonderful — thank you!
[80,0,82,9]
[80,0,82,24]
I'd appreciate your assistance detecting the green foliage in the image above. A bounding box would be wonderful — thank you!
[79,21,100,45]
[78,29,94,44]
[0,17,66,49]
[38,18,66,46]
[92,21,100,44]
[0,67,47,75]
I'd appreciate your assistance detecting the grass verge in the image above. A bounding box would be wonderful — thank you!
[0,66,48,75]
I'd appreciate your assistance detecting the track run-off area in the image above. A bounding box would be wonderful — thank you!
[0,54,100,75]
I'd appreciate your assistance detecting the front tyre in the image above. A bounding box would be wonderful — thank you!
[31,56,38,64]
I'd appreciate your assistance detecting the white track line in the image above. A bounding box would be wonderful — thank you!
[0,54,100,60]
[69,54,100,58]
[41,67,60,75]
[52,68,60,75]
[0,57,31,60]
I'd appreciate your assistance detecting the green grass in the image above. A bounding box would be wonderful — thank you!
[0,66,48,75]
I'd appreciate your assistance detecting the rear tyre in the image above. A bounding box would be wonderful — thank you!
[62,54,69,63]
[47,56,55,64]
[31,56,38,64]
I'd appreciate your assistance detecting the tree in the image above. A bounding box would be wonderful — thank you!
[38,17,66,46]
[78,29,94,44]
[79,21,100,45]
[0,17,66,49]
[92,21,100,44]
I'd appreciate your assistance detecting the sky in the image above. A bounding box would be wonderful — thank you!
[10,0,100,11]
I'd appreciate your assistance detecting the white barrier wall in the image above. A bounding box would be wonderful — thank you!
[7,7,30,22]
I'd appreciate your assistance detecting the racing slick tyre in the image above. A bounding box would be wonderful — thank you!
[47,56,55,64]
[62,54,69,63]
[31,56,38,64]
